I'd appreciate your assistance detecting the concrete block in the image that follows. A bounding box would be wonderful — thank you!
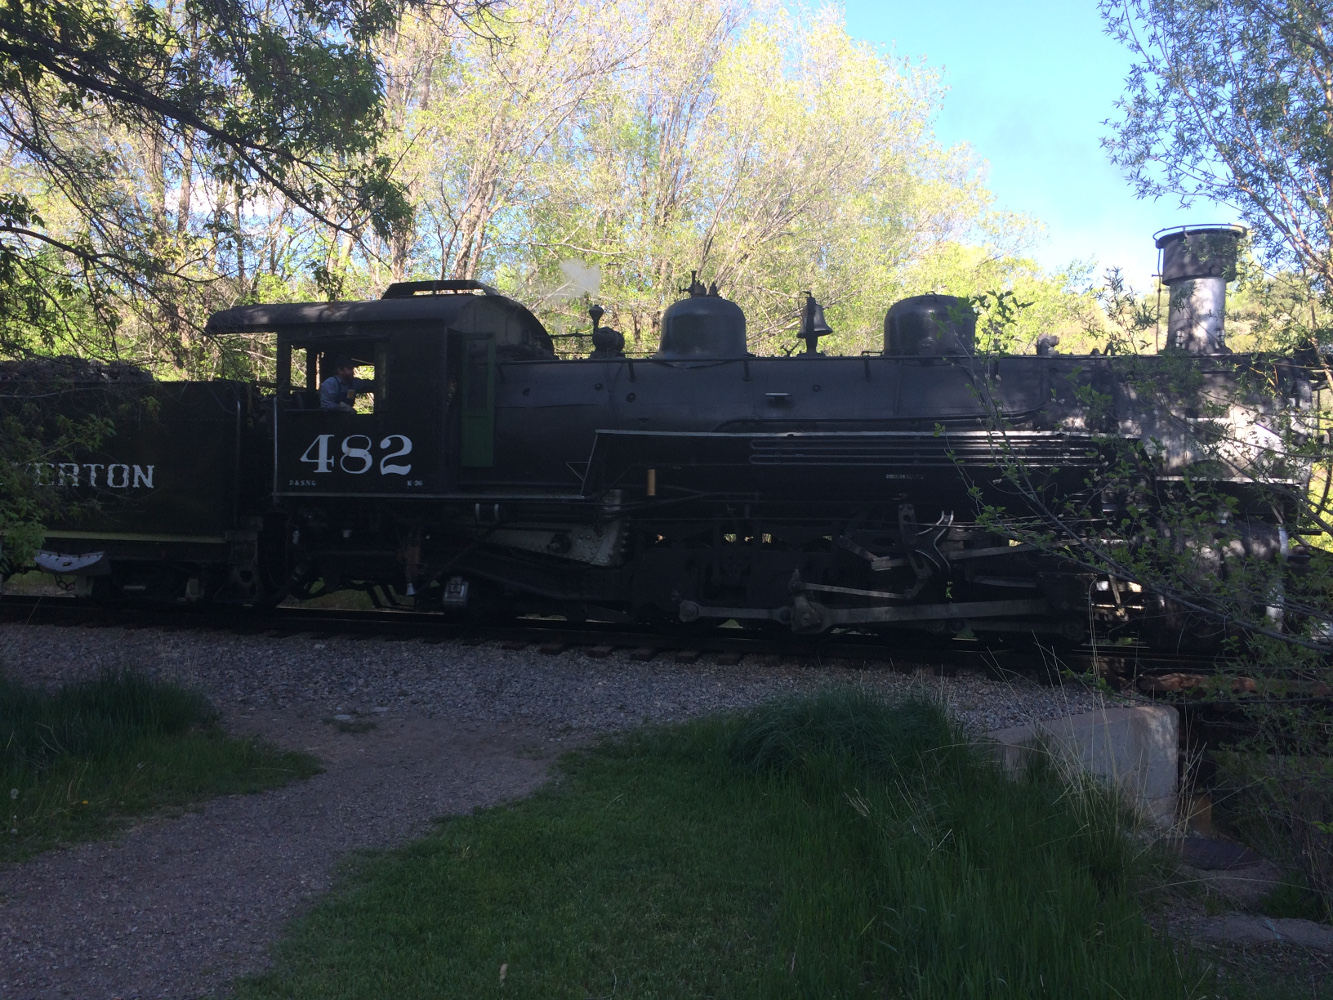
[988,705,1179,826]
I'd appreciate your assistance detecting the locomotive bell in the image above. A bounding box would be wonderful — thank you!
[798,292,833,355]
[883,294,976,356]
[654,273,748,359]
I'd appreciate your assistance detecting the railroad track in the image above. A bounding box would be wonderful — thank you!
[0,592,1228,681]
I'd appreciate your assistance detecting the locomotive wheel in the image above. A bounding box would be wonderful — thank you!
[1140,596,1227,653]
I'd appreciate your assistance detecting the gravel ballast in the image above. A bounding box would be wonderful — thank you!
[0,622,1111,999]
[0,622,1107,734]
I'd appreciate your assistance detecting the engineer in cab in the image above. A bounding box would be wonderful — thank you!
[320,356,374,412]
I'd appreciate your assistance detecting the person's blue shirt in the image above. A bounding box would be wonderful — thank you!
[320,374,373,411]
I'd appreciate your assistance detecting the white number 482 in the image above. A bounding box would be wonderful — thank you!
[299,434,413,475]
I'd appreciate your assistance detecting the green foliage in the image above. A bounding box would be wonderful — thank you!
[2,669,218,767]
[1228,265,1333,355]
[1,668,321,861]
[0,0,450,372]
[0,0,1095,370]
[725,687,959,778]
[1212,741,1333,921]
[0,392,114,569]
[237,692,1205,1000]
[1258,872,1328,924]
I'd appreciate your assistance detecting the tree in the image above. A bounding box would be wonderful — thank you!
[0,0,501,366]
[1089,1,1333,911]
[1101,0,1333,295]
[373,0,640,287]
[371,1,1066,356]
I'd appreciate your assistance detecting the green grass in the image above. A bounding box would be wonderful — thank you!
[236,690,1211,1000]
[2,670,320,862]
[1257,872,1329,923]
[1211,750,1333,924]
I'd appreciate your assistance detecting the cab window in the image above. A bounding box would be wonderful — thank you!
[278,340,386,412]
[351,363,377,413]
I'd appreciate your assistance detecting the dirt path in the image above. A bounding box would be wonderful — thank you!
[0,708,558,1000]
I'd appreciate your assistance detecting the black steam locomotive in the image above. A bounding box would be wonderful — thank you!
[4,226,1310,646]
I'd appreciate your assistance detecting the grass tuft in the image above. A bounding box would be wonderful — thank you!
[1,669,320,861]
[2,669,217,767]
[726,687,963,779]
[1258,872,1329,923]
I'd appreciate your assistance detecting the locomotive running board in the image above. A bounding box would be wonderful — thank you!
[580,429,1101,495]
[680,597,1049,626]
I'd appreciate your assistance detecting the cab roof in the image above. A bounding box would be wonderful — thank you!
[203,286,556,357]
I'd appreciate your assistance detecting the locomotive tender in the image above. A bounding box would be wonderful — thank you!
[6,226,1309,646]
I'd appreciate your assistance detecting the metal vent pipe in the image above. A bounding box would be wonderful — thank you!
[1154,225,1246,354]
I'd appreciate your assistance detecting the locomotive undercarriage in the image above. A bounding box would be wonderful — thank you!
[272,492,1169,645]
[33,498,1221,651]
[38,487,1264,653]
[29,525,284,607]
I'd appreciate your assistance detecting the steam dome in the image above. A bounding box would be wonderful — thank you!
[655,290,747,359]
[884,295,976,356]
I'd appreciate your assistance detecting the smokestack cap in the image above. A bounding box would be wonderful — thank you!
[1154,224,1246,284]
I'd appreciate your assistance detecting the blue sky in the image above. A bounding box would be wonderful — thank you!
[842,0,1237,288]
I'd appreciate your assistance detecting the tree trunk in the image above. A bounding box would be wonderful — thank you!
[176,137,193,236]
[234,184,245,289]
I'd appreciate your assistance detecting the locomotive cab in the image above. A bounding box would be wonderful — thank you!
[204,280,556,497]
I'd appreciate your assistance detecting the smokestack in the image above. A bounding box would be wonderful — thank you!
[1154,225,1246,354]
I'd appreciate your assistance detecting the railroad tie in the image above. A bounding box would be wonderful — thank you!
[713,651,744,666]
[585,644,615,659]
[629,646,658,662]
[673,649,700,664]
[499,640,529,651]
[538,641,568,655]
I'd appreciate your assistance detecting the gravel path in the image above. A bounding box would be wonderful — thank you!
[0,622,1111,999]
